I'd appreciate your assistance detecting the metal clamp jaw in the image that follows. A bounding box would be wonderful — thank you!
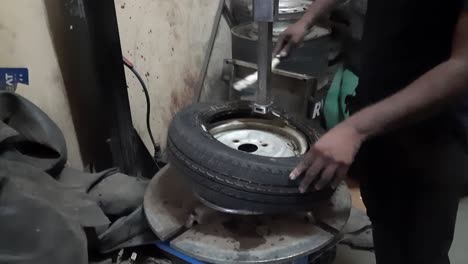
[253,103,273,114]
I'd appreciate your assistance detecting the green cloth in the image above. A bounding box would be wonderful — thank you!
[324,66,359,129]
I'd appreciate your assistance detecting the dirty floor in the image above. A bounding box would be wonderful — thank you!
[334,197,468,264]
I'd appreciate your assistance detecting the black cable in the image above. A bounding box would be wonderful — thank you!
[123,57,162,162]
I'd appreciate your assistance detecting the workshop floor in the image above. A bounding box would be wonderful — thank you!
[333,197,468,264]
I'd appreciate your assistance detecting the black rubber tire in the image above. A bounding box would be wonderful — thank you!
[167,101,334,214]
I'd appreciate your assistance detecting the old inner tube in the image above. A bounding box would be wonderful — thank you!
[167,101,334,214]
[0,92,67,176]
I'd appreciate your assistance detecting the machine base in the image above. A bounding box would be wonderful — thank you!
[144,166,351,264]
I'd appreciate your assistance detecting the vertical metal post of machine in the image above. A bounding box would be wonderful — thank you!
[252,0,279,114]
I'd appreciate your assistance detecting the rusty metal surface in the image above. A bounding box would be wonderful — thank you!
[171,184,351,264]
[171,212,334,264]
[144,167,351,263]
[143,166,202,241]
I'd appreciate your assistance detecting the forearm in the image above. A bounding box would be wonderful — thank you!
[344,58,468,139]
[299,0,338,28]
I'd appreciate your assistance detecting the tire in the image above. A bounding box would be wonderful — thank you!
[167,101,334,214]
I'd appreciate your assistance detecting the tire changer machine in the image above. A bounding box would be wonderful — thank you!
[144,1,352,263]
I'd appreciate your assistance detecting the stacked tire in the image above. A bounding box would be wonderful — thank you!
[167,101,334,214]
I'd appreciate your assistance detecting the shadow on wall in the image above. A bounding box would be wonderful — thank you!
[44,0,113,171]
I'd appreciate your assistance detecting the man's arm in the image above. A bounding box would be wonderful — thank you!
[346,12,468,139]
[291,12,468,192]
[273,0,338,56]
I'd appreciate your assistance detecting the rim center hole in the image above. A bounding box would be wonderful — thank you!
[238,144,258,153]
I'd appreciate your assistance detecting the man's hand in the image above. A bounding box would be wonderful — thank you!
[273,0,338,57]
[273,20,309,57]
[290,123,366,193]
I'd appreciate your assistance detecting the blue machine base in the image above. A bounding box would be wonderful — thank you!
[154,241,309,264]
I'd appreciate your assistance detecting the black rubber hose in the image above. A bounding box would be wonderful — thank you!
[123,57,162,161]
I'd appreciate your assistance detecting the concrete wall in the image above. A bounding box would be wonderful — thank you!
[0,0,82,168]
[115,0,231,151]
[0,0,231,167]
